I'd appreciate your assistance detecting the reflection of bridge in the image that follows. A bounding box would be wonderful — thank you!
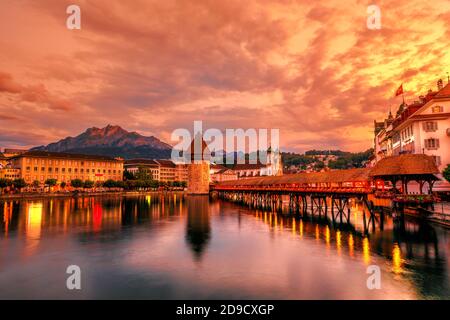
[211,154,441,233]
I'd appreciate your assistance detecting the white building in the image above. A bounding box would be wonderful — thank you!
[374,79,450,192]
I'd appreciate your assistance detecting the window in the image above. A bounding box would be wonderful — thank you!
[41,167,45,171]
[423,121,438,132]
[432,156,441,166]
[26,166,30,171]
[424,138,440,150]
[432,105,444,113]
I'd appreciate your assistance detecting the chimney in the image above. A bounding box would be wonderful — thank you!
[437,79,443,91]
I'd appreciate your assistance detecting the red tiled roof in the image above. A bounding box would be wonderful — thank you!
[369,154,439,176]
[435,83,450,98]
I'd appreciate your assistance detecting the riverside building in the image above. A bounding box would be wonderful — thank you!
[9,151,124,185]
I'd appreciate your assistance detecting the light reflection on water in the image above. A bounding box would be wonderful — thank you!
[0,194,449,299]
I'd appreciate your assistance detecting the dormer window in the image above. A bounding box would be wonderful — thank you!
[432,105,444,113]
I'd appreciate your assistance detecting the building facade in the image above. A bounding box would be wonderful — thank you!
[374,79,450,191]
[0,168,21,179]
[9,151,124,185]
[124,159,188,183]
[232,148,283,179]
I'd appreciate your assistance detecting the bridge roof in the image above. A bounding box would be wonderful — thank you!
[369,154,439,177]
[215,154,440,187]
[217,167,371,186]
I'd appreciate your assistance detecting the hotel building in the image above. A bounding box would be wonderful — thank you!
[9,151,124,185]
[124,159,188,183]
[374,79,450,191]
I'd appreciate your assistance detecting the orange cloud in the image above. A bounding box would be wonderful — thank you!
[0,0,449,151]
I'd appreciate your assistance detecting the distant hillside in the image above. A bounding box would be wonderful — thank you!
[32,125,172,159]
[283,149,374,170]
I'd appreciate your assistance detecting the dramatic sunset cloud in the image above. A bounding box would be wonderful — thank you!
[0,0,449,151]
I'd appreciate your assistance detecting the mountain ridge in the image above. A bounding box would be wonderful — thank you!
[31,125,173,159]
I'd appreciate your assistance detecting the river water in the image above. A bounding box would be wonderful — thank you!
[0,194,449,299]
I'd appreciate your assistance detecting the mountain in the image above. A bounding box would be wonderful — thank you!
[32,125,172,159]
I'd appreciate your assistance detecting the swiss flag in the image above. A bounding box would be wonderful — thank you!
[395,84,403,96]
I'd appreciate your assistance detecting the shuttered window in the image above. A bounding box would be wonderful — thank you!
[424,138,440,149]
[423,121,438,132]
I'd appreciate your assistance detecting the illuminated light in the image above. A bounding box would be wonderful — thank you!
[315,224,319,240]
[146,195,151,205]
[348,234,354,257]
[26,202,43,254]
[336,231,342,255]
[392,243,403,274]
[93,203,102,232]
[299,220,303,237]
[325,226,330,246]
[363,237,370,264]
[292,217,296,235]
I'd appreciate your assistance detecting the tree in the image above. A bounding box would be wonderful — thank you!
[45,178,57,191]
[32,180,40,188]
[123,169,134,181]
[0,178,10,194]
[84,180,94,189]
[13,178,27,191]
[60,182,67,189]
[71,179,83,188]
[443,164,450,182]
[135,167,152,180]
[103,179,117,188]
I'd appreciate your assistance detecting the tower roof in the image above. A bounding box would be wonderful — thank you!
[187,133,210,162]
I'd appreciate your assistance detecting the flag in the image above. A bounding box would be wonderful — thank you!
[395,84,403,96]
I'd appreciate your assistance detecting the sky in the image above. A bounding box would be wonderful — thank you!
[0,0,449,153]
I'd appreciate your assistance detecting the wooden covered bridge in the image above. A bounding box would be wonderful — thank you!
[211,154,441,225]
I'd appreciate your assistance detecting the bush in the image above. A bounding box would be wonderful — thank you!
[444,164,450,182]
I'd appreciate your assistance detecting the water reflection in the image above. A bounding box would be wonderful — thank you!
[0,195,449,299]
[185,196,211,260]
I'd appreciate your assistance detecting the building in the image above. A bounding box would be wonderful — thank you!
[9,151,124,185]
[124,159,160,180]
[374,79,450,191]
[0,168,21,180]
[2,149,27,158]
[210,168,238,183]
[124,159,188,183]
[0,152,7,168]
[232,147,283,179]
